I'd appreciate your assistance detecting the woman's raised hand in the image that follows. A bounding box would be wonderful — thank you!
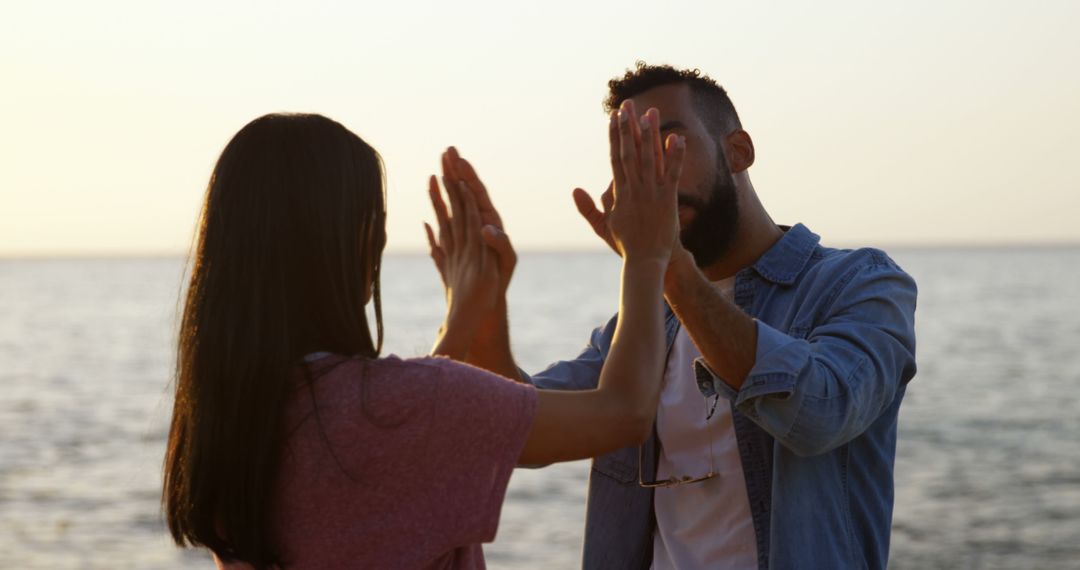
[606,100,685,267]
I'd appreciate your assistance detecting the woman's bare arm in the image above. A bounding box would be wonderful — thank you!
[433,102,685,465]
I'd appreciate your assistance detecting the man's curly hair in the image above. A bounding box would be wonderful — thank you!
[604,62,742,141]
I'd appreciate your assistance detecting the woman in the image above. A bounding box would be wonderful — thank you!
[163,104,684,569]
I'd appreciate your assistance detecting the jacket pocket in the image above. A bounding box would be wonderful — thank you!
[591,446,638,484]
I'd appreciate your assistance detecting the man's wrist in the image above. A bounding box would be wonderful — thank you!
[473,296,508,341]
[444,304,483,340]
[433,314,475,360]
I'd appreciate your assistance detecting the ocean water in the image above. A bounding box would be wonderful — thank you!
[1,248,1078,569]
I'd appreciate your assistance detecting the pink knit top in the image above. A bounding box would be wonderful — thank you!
[214,354,537,569]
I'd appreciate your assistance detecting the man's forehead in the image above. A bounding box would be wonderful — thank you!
[628,83,696,125]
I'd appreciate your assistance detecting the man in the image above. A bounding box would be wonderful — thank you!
[429,62,917,569]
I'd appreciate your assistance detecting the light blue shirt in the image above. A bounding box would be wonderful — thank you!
[526,224,918,569]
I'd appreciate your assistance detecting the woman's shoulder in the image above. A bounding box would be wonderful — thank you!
[302,351,533,410]
[382,355,531,392]
[318,354,467,385]
[305,352,444,376]
[316,353,508,380]
[286,355,446,432]
[373,354,460,375]
[306,353,522,403]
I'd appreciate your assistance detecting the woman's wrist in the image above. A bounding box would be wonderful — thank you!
[445,302,485,338]
[620,257,667,308]
[622,254,670,279]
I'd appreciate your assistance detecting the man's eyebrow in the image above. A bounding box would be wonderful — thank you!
[660,120,687,131]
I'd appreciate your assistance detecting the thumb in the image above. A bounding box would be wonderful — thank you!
[573,187,618,254]
[572,188,603,224]
[481,224,516,273]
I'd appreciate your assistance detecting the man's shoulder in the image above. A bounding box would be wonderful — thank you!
[808,243,909,280]
[793,243,916,306]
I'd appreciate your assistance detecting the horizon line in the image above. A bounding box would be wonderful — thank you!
[3,240,1080,260]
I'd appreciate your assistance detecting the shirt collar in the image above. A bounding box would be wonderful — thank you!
[749,223,820,286]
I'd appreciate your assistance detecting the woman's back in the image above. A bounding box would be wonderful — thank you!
[170,111,680,568]
[213,354,536,569]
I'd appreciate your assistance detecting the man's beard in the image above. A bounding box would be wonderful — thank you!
[678,156,740,269]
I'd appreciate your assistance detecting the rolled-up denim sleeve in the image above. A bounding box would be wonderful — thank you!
[520,313,618,392]
[695,259,917,457]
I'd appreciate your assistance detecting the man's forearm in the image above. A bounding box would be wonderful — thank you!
[466,298,527,382]
[664,249,757,391]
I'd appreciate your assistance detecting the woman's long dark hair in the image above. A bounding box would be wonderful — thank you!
[163,113,385,567]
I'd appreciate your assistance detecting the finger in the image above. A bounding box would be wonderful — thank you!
[455,155,481,188]
[424,222,447,281]
[429,175,451,227]
[424,221,444,258]
[607,110,627,200]
[481,225,516,281]
[663,134,687,195]
[628,103,643,164]
[459,180,481,254]
[429,175,453,253]
[638,112,658,193]
[647,108,664,183]
[442,148,460,183]
[443,173,465,219]
[456,157,502,228]
[601,183,614,214]
[444,175,466,251]
[617,101,639,195]
[424,220,438,249]
[446,146,465,180]
[625,99,644,169]
[442,149,466,214]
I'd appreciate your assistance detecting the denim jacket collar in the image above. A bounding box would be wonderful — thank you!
[749,223,821,286]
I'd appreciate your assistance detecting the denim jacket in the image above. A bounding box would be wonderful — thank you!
[525,224,918,570]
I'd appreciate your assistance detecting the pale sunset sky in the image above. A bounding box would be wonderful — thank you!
[2,0,1078,256]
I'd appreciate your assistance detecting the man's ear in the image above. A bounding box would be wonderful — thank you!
[725,130,755,174]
